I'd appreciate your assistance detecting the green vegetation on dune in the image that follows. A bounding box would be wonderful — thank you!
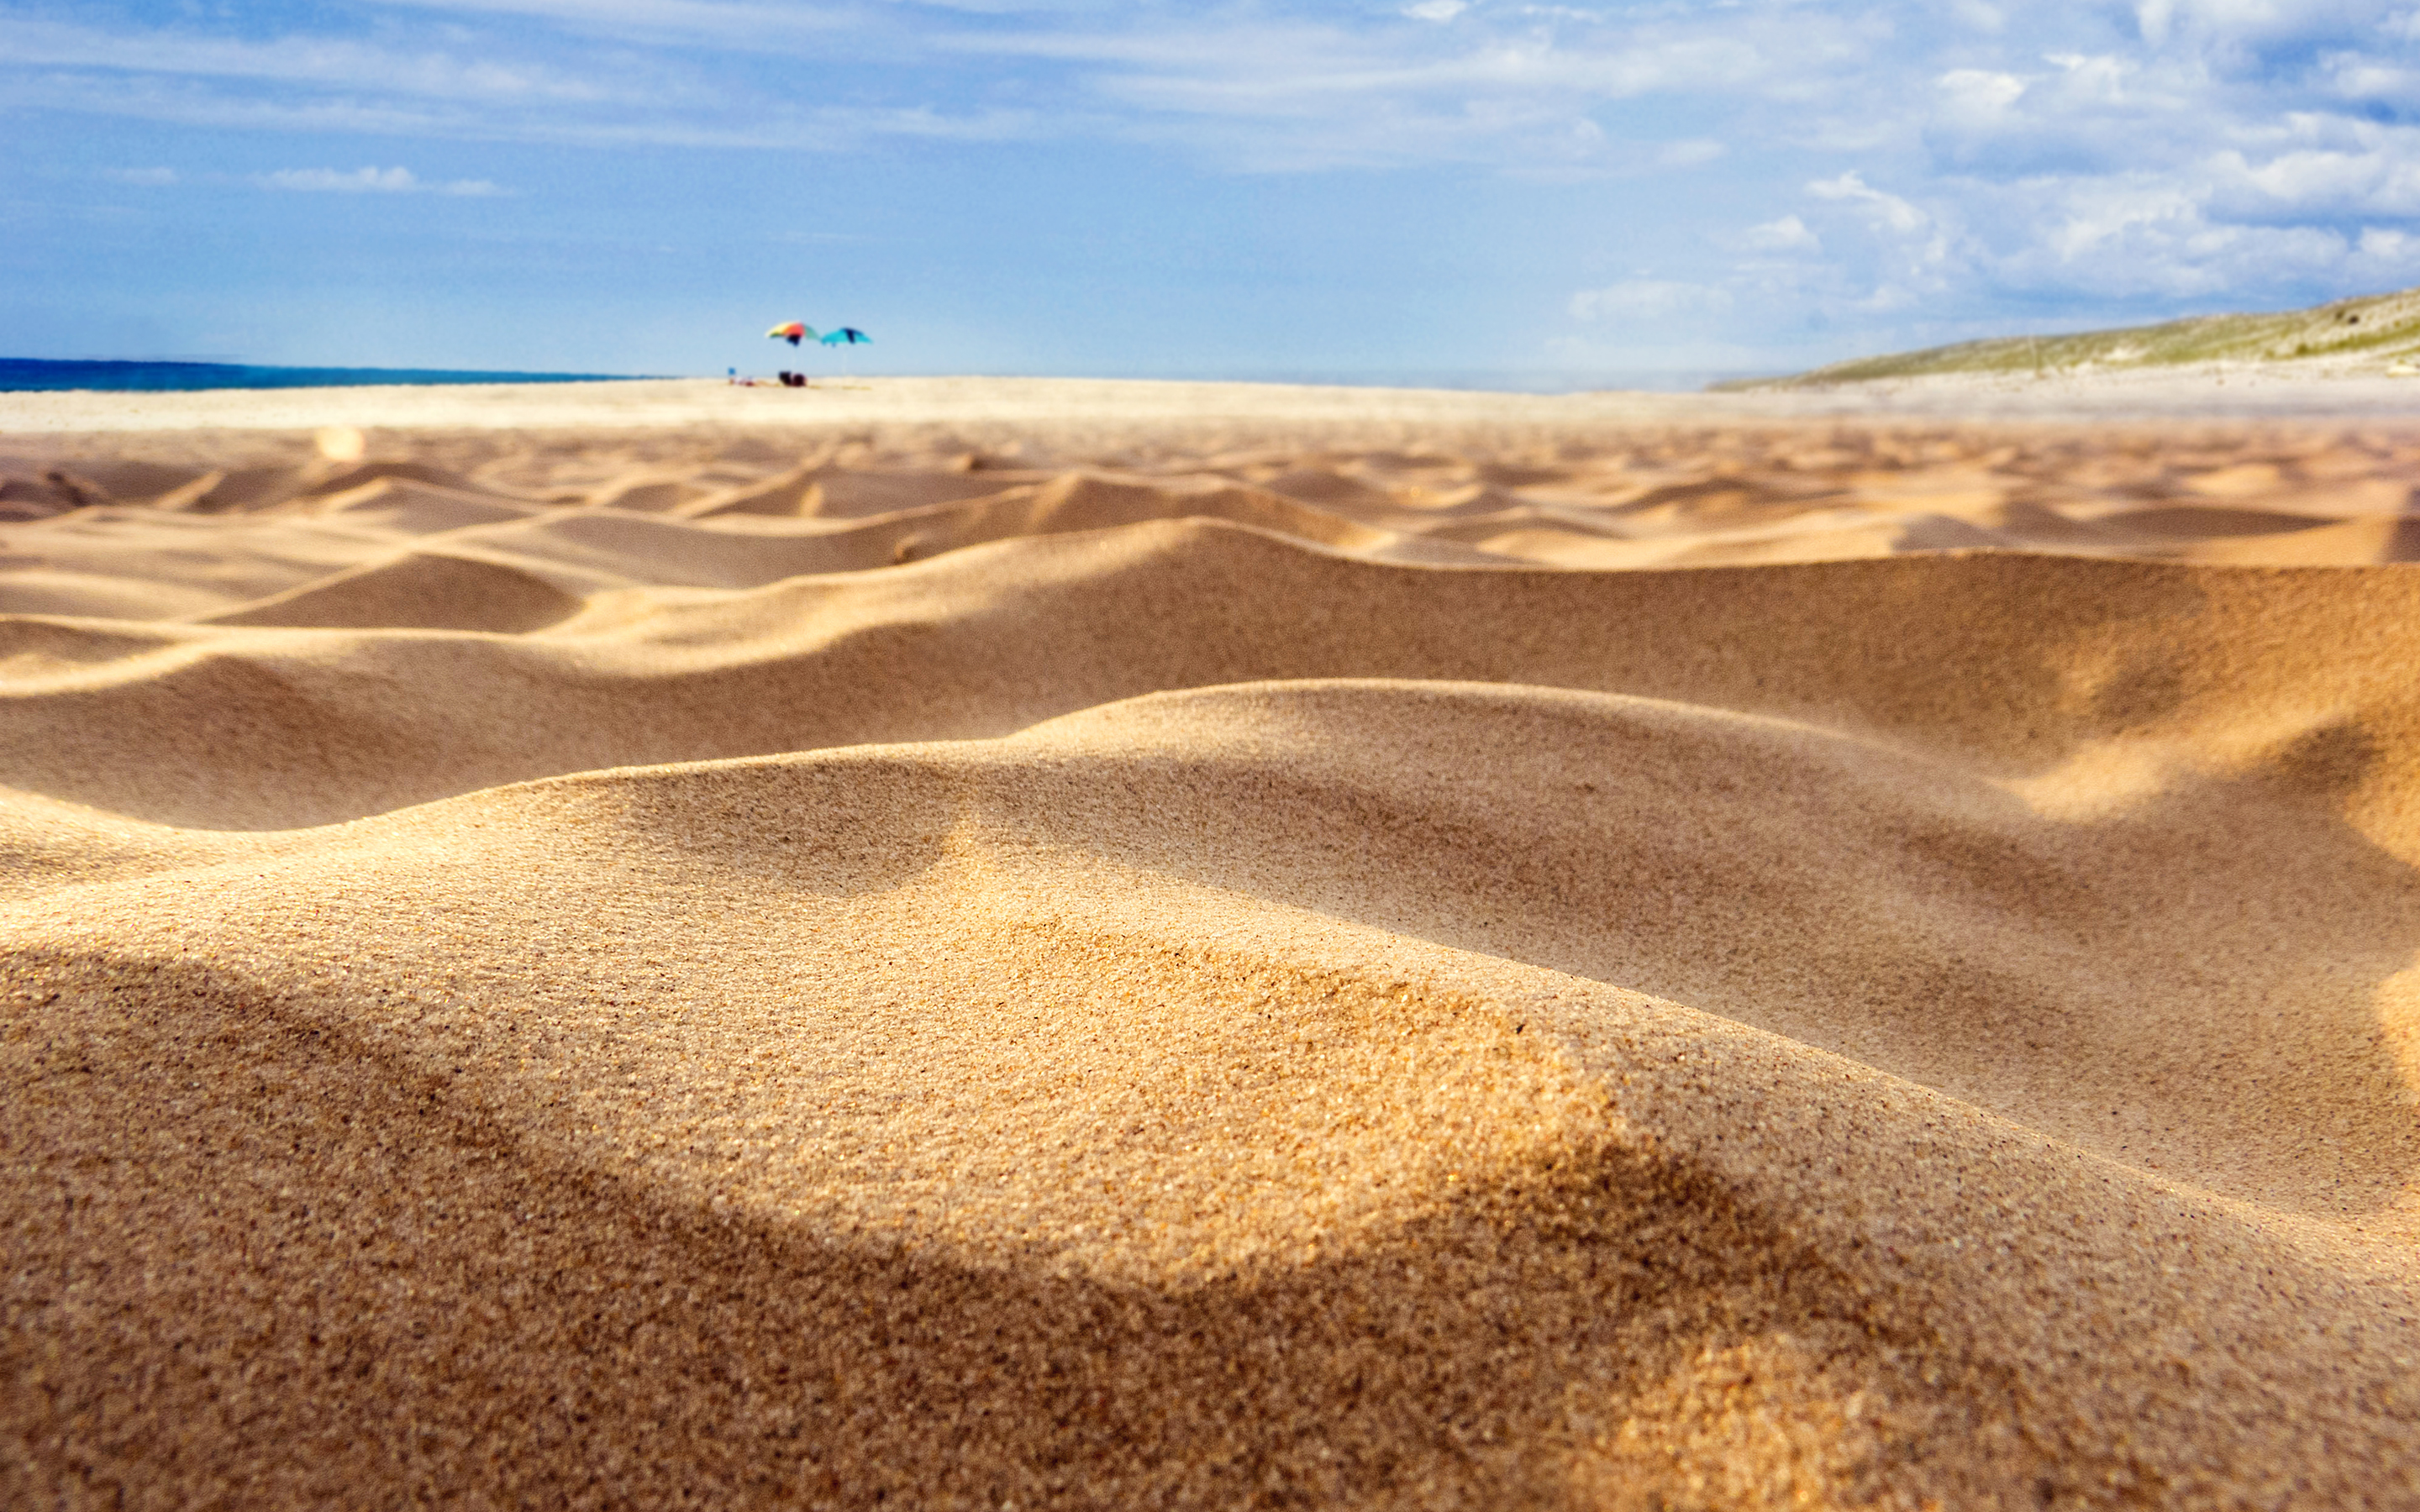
[1718,286,2420,390]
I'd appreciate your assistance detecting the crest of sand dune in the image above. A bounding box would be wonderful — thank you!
[7,380,2420,1509]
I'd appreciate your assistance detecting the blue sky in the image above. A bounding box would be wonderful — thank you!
[8,1,2420,383]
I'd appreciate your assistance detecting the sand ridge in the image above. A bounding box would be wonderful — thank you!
[6,391,2420,1508]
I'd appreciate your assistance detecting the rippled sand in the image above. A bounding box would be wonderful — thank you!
[6,382,2420,1509]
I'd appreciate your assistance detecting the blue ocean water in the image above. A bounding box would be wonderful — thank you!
[3,357,1757,395]
[0,358,634,393]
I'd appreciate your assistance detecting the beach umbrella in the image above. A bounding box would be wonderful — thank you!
[819,327,871,379]
[766,322,816,348]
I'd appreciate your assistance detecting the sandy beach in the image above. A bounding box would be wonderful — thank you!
[8,374,2420,1508]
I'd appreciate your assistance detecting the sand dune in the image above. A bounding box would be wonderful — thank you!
[7,387,2420,1508]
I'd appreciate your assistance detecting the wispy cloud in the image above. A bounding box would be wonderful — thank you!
[368,0,867,44]
[1570,279,1735,323]
[0,5,1864,174]
[1809,171,1932,236]
[0,15,610,102]
[3,14,1034,152]
[260,165,507,196]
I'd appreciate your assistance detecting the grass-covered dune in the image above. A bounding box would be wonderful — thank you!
[1719,285,2420,389]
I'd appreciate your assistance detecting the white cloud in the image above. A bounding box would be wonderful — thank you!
[356,0,870,55]
[1807,171,1929,234]
[0,16,609,102]
[2204,142,2420,217]
[2041,181,2202,262]
[2360,227,2420,259]
[2327,55,2420,98]
[913,6,1820,171]
[9,47,1034,155]
[1740,214,1823,253]
[1659,139,1726,168]
[2135,0,2396,49]
[103,166,179,186]
[2039,51,2132,105]
[1402,1,1470,20]
[1937,68,2026,119]
[1569,279,1735,322]
[260,166,506,196]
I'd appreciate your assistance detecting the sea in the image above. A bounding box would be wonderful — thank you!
[1,358,1755,395]
[0,358,633,393]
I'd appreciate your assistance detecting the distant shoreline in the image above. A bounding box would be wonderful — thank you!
[0,357,643,395]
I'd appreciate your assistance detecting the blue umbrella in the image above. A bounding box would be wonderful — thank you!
[819,327,871,378]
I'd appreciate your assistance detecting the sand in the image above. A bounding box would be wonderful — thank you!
[6,376,2420,1508]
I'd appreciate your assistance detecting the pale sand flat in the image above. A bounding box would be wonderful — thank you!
[3,363,2420,438]
[6,383,2420,1508]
